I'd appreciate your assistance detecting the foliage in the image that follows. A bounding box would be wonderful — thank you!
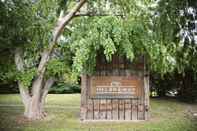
[0,0,33,85]
[0,0,33,49]
[67,1,195,103]
[47,59,69,78]
[154,0,197,73]
[69,0,178,77]
[16,68,36,88]
[0,56,16,84]
[49,83,80,94]
[0,52,18,92]
[151,0,197,101]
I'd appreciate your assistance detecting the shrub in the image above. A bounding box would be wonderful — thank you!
[49,82,80,94]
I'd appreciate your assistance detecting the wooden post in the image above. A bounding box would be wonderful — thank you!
[80,74,88,121]
[144,74,150,120]
[144,57,150,120]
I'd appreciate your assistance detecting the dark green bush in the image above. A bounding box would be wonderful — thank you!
[0,83,19,94]
[49,82,81,94]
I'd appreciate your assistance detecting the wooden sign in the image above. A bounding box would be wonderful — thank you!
[80,55,149,121]
[90,76,142,98]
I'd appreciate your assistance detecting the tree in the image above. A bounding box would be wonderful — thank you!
[1,0,87,120]
[153,0,197,101]
[17,0,87,120]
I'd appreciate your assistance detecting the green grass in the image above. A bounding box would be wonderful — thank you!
[0,94,197,131]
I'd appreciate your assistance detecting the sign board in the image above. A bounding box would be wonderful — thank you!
[90,76,142,98]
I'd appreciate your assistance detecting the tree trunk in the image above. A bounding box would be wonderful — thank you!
[15,48,31,116]
[15,48,55,120]
[25,96,44,120]
[25,77,55,120]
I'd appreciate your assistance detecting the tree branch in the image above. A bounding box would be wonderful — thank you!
[14,48,31,104]
[41,78,55,105]
[53,0,87,42]
[37,0,87,75]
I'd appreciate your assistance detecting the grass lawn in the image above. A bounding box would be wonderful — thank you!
[0,94,197,131]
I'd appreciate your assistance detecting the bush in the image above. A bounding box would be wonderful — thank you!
[0,83,19,94]
[49,82,81,94]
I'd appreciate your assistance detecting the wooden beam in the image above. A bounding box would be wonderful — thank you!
[143,57,150,120]
[80,74,89,121]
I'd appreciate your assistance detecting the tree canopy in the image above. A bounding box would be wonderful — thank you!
[66,0,197,79]
[68,0,171,78]
[154,0,197,73]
